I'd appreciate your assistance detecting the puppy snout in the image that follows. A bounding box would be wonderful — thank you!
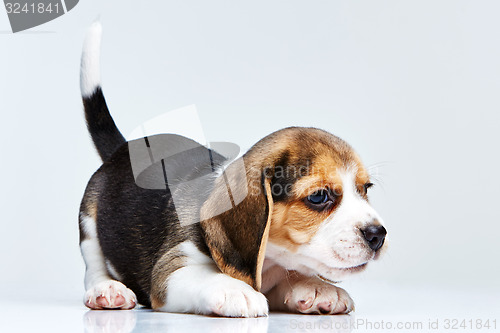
[361,225,387,252]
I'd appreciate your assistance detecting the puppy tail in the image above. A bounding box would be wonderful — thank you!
[80,20,125,162]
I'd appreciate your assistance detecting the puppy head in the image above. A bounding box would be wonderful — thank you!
[200,127,387,290]
[262,128,387,282]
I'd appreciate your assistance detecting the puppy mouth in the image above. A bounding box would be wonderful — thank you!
[335,262,368,273]
[316,274,341,285]
[316,262,368,284]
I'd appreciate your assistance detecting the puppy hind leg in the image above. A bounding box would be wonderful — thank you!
[80,214,137,310]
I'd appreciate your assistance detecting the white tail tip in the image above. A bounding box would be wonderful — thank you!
[80,20,102,98]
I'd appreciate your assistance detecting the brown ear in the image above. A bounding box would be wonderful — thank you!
[200,158,273,291]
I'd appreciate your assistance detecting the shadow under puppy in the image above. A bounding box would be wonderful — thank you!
[79,22,387,317]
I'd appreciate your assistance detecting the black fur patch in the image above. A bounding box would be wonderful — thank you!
[83,87,126,162]
[269,150,313,202]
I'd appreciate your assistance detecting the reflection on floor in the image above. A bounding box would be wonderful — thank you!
[1,283,498,332]
[84,310,353,333]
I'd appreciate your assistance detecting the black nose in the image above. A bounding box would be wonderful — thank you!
[361,225,387,251]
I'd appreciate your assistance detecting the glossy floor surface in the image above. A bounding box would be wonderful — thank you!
[2,283,498,333]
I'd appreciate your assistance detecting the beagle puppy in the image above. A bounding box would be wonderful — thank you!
[79,22,387,317]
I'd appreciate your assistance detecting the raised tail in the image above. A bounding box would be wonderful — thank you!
[80,21,125,162]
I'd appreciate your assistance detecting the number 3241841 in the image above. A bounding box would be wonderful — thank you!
[443,319,497,330]
[5,2,61,14]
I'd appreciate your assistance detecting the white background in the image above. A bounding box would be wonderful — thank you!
[0,1,499,331]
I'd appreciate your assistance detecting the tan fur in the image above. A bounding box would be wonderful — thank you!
[79,179,100,242]
[269,202,324,251]
[255,179,273,290]
[86,200,98,220]
[150,245,186,310]
[210,249,255,287]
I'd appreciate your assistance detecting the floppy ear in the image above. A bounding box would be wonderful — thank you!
[200,159,273,291]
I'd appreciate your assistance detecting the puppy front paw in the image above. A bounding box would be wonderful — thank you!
[85,280,137,310]
[200,277,268,317]
[284,280,354,315]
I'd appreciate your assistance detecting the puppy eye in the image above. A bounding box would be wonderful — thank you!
[364,182,374,192]
[307,190,329,205]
